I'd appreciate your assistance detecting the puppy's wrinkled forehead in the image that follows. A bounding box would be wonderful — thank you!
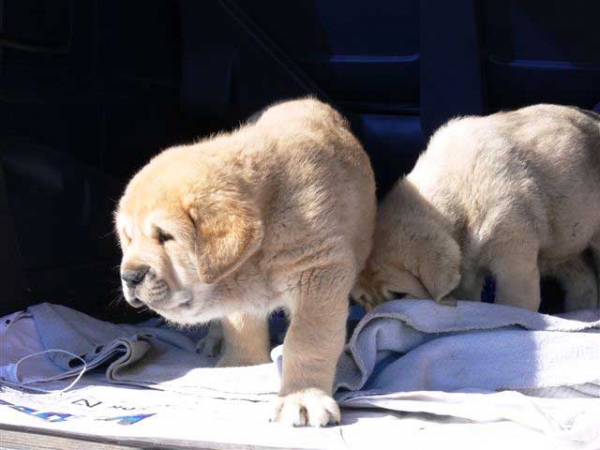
[116,208,171,237]
[116,178,195,244]
[115,143,234,245]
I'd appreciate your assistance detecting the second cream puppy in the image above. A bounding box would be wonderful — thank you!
[354,104,600,312]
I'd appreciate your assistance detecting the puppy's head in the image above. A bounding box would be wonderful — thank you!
[115,146,263,324]
[352,181,462,310]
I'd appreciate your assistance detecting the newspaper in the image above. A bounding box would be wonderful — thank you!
[0,374,593,450]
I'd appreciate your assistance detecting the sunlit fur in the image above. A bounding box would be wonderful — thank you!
[354,105,600,312]
[115,98,376,426]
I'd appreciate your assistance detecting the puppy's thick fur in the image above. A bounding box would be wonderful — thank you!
[115,98,376,426]
[354,104,600,312]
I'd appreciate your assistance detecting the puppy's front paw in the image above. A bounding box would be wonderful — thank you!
[270,389,340,427]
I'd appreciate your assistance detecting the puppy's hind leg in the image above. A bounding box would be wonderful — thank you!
[489,238,541,311]
[542,254,598,311]
[196,320,224,358]
[217,312,271,367]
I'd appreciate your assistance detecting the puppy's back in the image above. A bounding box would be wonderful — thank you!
[254,98,376,272]
[412,104,600,249]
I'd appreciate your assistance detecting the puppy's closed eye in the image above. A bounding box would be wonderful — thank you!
[155,228,174,244]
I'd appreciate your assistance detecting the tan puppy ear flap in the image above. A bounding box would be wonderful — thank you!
[191,197,264,284]
[419,232,462,302]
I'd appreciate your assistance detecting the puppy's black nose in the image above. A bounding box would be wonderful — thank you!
[121,266,150,288]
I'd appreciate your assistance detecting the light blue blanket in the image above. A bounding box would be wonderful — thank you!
[2,300,600,403]
[335,300,600,399]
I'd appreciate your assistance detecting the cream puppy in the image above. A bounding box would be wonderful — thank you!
[115,98,376,426]
[354,104,600,312]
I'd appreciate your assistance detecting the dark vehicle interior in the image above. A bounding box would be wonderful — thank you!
[2,0,600,321]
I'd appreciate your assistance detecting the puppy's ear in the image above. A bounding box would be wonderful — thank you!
[418,230,462,302]
[190,196,263,284]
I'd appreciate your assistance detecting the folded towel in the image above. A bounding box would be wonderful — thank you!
[335,300,600,397]
[0,303,279,400]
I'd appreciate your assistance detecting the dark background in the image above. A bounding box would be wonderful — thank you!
[2,0,600,320]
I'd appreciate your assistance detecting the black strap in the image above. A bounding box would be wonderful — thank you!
[216,0,369,140]
[0,151,30,315]
[217,0,336,108]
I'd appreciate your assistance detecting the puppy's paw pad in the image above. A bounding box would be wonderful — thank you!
[270,389,340,427]
[196,334,223,358]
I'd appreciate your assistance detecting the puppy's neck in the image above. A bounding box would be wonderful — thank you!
[398,177,463,236]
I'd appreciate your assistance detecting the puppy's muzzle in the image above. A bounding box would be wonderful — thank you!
[121,265,150,308]
[121,265,150,289]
